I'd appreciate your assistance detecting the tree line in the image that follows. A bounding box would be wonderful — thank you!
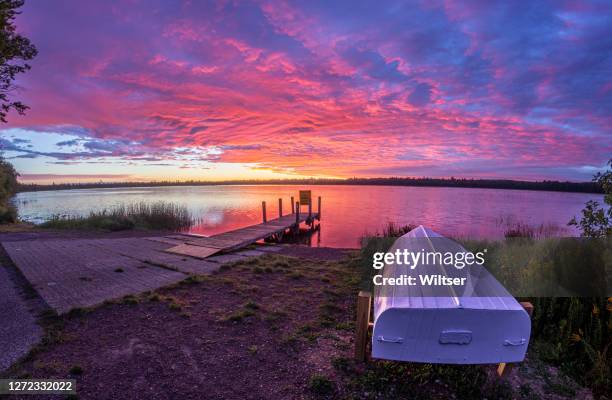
[16,176,602,194]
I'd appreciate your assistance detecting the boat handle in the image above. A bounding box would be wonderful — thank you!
[503,338,527,346]
[376,336,404,344]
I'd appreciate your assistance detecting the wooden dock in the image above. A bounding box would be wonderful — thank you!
[166,197,320,258]
[1,193,321,314]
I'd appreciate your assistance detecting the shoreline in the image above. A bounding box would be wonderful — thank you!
[15,179,603,195]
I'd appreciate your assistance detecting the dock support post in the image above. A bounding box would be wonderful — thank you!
[497,301,534,377]
[354,291,372,362]
[278,198,282,218]
[317,196,321,220]
[291,196,294,214]
[294,201,300,234]
[308,201,312,222]
[262,201,267,224]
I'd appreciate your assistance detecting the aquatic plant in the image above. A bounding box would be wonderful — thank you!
[357,222,417,289]
[39,201,193,231]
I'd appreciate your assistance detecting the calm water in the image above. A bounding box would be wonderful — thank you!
[13,185,602,248]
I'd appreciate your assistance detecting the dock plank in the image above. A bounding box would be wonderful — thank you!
[165,244,221,259]
[184,237,245,249]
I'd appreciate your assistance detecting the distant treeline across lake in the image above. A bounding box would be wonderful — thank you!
[17,177,602,194]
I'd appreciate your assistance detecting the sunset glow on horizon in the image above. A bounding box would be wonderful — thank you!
[1,0,611,184]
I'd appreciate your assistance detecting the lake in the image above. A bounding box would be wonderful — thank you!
[13,185,602,248]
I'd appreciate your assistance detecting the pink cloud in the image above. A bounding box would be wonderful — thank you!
[1,0,609,182]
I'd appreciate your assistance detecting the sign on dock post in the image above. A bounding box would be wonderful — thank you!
[299,190,311,206]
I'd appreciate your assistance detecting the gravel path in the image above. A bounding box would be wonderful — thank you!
[0,265,42,371]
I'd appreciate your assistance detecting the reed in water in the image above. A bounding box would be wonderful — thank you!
[40,201,193,231]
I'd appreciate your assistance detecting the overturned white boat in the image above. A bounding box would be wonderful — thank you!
[372,225,531,364]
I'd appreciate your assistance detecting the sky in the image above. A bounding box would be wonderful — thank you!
[0,0,611,183]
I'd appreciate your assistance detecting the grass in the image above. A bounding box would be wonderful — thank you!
[121,295,139,305]
[308,374,335,397]
[338,361,514,400]
[501,220,567,239]
[225,309,255,322]
[243,300,260,310]
[39,201,193,231]
[331,356,352,372]
[69,365,83,375]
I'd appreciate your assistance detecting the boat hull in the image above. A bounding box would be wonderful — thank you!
[372,306,531,364]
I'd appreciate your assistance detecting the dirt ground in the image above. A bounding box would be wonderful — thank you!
[3,248,360,400]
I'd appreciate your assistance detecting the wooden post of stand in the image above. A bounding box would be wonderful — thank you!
[354,291,372,362]
[278,198,282,218]
[262,201,267,224]
[317,196,321,220]
[497,301,534,377]
[291,196,294,214]
[295,201,300,224]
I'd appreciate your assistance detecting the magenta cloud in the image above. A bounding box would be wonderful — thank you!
[3,0,611,180]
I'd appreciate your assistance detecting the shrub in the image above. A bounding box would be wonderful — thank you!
[530,297,611,396]
[0,204,17,223]
[569,158,611,238]
[0,157,18,224]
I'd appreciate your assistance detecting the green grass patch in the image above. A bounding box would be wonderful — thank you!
[121,295,139,305]
[224,309,255,322]
[243,300,260,310]
[68,365,83,375]
[264,309,287,323]
[288,271,304,280]
[308,374,335,397]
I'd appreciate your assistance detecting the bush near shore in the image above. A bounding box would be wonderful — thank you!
[39,201,193,232]
[0,157,18,223]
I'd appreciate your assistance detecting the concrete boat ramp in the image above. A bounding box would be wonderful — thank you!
[1,234,283,316]
[1,200,320,315]
[4,209,316,314]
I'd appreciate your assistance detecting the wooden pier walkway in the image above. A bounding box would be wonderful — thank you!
[1,193,321,314]
[166,202,320,259]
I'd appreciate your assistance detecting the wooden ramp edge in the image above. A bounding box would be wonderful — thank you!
[165,244,221,259]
